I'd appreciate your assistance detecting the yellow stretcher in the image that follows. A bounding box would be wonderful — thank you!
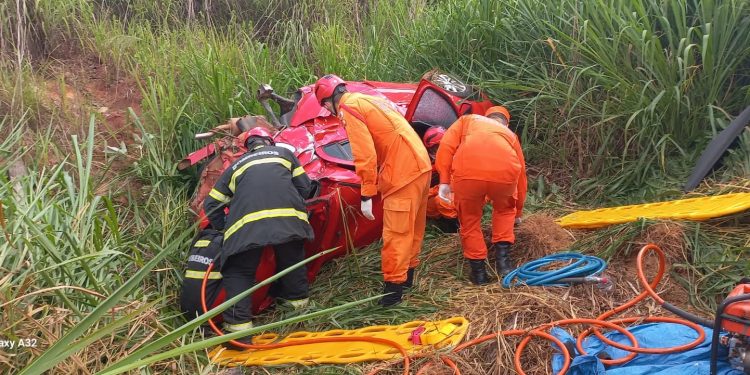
[557,192,750,229]
[208,316,468,367]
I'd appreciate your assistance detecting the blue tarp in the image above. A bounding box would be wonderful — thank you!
[550,323,743,374]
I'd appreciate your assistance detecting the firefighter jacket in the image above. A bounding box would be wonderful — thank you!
[337,92,432,198]
[180,229,223,318]
[435,114,527,216]
[203,145,314,262]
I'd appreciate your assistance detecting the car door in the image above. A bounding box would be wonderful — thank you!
[404,79,465,137]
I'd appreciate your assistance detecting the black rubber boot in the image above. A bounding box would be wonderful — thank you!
[379,282,404,307]
[468,259,490,285]
[493,242,514,276]
[221,334,254,351]
[404,268,416,289]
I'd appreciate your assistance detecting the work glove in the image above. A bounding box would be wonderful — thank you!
[361,197,375,220]
[438,184,452,203]
[514,217,522,226]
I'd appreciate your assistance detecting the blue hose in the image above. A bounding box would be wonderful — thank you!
[501,252,607,288]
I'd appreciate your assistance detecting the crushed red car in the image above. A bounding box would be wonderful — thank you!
[179,71,496,313]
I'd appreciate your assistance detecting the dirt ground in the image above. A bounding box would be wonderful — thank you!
[28,54,143,200]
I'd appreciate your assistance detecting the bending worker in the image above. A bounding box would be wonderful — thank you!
[314,74,432,307]
[203,127,314,348]
[435,106,527,284]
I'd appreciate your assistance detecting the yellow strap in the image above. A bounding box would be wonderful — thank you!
[209,188,231,203]
[224,208,308,240]
[229,157,292,192]
[292,166,305,177]
[194,240,211,248]
[185,270,222,279]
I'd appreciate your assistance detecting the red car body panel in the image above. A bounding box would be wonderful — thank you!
[187,78,494,314]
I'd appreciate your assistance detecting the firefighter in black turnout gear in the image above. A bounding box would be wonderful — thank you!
[203,127,314,347]
[180,228,224,319]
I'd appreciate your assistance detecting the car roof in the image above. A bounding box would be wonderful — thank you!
[290,80,418,127]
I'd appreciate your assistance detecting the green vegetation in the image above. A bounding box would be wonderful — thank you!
[1,0,748,373]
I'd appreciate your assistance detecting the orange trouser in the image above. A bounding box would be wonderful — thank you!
[453,179,517,260]
[381,172,431,283]
[426,185,457,219]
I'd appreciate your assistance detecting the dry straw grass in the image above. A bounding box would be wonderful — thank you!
[355,215,696,375]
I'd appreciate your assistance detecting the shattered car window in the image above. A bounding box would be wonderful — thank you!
[322,141,353,161]
[412,88,458,127]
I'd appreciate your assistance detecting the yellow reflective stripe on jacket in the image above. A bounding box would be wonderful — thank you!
[185,270,222,279]
[229,157,292,193]
[285,298,309,309]
[292,166,305,177]
[224,321,254,332]
[194,240,211,248]
[209,188,231,203]
[224,208,309,240]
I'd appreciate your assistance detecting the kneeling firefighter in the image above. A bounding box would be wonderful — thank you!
[180,227,224,320]
[422,126,458,221]
[203,127,314,349]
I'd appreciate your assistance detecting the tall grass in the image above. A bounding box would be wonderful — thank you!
[0,115,179,372]
[383,0,750,201]
[78,0,750,202]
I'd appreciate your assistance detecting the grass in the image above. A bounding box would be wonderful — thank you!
[1,0,749,373]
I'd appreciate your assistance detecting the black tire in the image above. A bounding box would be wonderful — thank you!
[684,105,750,192]
[430,72,473,98]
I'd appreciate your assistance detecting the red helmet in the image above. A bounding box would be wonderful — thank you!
[314,74,346,105]
[423,126,446,148]
[238,127,274,148]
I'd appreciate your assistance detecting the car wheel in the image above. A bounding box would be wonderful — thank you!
[430,73,472,98]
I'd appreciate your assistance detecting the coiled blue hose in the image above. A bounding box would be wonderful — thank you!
[501,252,607,288]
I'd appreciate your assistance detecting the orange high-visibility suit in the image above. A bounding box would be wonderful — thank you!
[426,184,457,219]
[435,114,527,260]
[338,92,432,283]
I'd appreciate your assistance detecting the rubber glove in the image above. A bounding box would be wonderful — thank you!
[438,184,452,203]
[361,197,375,220]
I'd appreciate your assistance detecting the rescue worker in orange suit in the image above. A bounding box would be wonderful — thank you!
[422,126,457,221]
[203,127,314,347]
[180,227,224,319]
[435,106,527,284]
[313,74,432,307]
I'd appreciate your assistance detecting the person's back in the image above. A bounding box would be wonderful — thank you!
[338,92,432,198]
[446,114,523,188]
[217,145,313,255]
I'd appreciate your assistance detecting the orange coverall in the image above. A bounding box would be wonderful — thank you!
[435,114,527,260]
[338,92,432,283]
[426,183,457,219]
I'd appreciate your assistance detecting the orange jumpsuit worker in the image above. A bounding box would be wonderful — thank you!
[422,126,457,220]
[435,106,527,285]
[313,74,432,307]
